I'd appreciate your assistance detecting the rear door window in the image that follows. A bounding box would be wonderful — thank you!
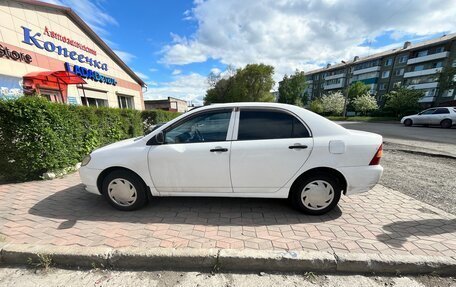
[238,110,310,140]
[433,108,450,114]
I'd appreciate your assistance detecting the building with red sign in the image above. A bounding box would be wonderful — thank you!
[0,0,146,109]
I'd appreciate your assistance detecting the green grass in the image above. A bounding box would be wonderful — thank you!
[326,116,399,122]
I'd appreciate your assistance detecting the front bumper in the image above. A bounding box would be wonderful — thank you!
[79,166,103,195]
[338,165,383,195]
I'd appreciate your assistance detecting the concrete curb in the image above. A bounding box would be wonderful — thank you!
[1,244,456,275]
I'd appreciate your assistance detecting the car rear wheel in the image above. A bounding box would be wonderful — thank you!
[290,174,341,215]
[102,169,148,211]
[404,119,413,127]
[441,119,452,129]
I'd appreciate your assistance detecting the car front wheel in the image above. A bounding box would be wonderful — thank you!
[403,119,413,127]
[102,169,148,211]
[290,174,341,215]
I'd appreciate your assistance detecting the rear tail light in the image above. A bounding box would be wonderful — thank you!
[369,144,383,165]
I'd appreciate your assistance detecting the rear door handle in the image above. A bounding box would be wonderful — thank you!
[289,145,308,149]
[210,148,228,152]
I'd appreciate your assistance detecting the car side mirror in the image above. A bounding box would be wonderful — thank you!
[156,131,164,144]
[147,131,165,146]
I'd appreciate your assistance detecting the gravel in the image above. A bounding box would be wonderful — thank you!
[380,143,456,215]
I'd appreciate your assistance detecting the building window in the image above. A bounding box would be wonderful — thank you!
[435,46,444,53]
[398,55,408,63]
[432,61,443,68]
[315,74,319,80]
[385,58,393,66]
[393,68,404,76]
[381,71,390,78]
[453,60,456,68]
[379,83,387,90]
[413,65,424,71]
[118,95,134,109]
[417,50,428,57]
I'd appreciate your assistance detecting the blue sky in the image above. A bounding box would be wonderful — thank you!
[45,0,455,105]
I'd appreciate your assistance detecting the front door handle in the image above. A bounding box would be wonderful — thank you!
[210,148,228,152]
[289,145,308,149]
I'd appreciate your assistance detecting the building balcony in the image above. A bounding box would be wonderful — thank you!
[418,96,436,103]
[352,66,381,75]
[408,82,439,90]
[323,82,344,90]
[407,51,449,65]
[324,73,345,81]
[403,67,443,78]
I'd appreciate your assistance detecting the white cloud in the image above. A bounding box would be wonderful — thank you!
[161,0,456,81]
[210,68,221,74]
[134,71,149,80]
[144,73,209,106]
[149,68,159,72]
[42,0,118,36]
[172,69,182,75]
[114,50,136,64]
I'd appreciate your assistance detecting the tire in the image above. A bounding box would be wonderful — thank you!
[441,119,452,129]
[403,119,413,127]
[102,169,148,211]
[290,174,342,215]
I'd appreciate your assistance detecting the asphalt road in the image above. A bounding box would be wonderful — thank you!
[338,121,456,145]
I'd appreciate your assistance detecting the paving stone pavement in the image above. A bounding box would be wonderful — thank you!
[0,173,455,257]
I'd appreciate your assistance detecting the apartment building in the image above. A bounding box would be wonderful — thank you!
[304,33,456,107]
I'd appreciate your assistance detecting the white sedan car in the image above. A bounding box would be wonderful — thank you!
[80,103,383,215]
[401,107,456,128]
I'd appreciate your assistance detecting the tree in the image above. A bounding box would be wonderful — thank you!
[204,64,275,104]
[346,81,371,112]
[320,92,345,115]
[438,66,456,98]
[347,81,371,100]
[278,70,308,106]
[384,87,424,118]
[352,94,378,115]
[309,98,324,114]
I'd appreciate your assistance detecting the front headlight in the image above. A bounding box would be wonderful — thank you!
[81,155,91,166]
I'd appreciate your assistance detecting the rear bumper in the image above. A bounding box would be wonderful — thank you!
[79,166,102,195]
[338,165,383,195]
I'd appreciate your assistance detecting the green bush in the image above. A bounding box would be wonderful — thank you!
[0,96,143,182]
[141,109,180,132]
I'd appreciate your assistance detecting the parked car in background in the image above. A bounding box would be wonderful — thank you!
[79,103,383,215]
[401,107,456,128]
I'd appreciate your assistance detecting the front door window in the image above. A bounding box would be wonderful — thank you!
[164,110,232,144]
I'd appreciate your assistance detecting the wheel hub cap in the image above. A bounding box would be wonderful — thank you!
[107,178,137,207]
[301,180,334,210]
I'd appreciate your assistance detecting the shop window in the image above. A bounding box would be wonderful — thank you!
[118,95,134,109]
[82,97,107,107]
[40,89,64,103]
